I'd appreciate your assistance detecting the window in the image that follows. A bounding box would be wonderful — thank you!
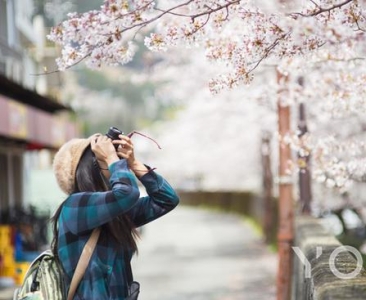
[0,0,8,43]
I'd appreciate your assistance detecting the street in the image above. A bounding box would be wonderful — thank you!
[133,205,277,300]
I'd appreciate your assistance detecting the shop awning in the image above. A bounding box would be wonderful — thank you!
[0,74,71,113]
[0,95,80,150]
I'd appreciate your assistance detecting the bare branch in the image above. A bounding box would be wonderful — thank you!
[310,0,321,9]
[354,19,366,32]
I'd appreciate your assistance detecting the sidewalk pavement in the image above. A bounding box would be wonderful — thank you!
[132,206,277,300]
[0,206,277,300]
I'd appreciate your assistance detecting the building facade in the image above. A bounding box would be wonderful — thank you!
[0,0,79,212]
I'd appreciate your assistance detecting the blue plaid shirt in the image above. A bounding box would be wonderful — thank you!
[57,159,179,299]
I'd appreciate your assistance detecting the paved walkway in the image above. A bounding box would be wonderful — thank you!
[0,206,277,300]
[133,206,277,300]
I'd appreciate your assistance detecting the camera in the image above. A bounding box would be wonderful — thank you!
[106,126,122,150]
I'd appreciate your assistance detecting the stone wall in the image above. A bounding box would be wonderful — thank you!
[292,216,366,300]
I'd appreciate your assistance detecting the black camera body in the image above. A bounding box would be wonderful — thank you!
[106,127,122,150]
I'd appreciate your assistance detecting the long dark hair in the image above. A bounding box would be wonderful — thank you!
[51,146,139,256]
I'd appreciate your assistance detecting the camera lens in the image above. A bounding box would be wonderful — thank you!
[106,127,122,140]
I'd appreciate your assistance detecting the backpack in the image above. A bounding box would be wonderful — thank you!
[13,250,67,300]
[13,228,100,300]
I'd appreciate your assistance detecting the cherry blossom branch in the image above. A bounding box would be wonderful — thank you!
[115,0,195,33]
[48,0,244,72]
[99,0,239,37]
[290,0,353,18]
[247,33,290,74]
[31,54,90,76]
[154,0,240,20]
[50,1,195,43]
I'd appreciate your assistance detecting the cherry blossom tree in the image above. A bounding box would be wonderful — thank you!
[47,0,365,88]
[47,0,366,211]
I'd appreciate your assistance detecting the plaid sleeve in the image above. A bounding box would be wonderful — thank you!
[61,159,140,234]
[127,168,180,227]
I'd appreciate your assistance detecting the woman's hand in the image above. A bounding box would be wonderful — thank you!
[114,135,149,177]
[113,135,134,164]
[91,135,119,167]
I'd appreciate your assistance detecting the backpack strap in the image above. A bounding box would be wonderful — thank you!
[67,228,101,300]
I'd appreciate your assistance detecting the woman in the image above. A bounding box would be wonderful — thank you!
[51,133,179,299]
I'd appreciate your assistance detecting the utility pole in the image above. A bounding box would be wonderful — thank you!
[297,77,312,215]
[276,70,294,300]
